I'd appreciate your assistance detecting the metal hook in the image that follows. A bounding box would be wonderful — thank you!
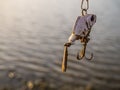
[77,42,93,60]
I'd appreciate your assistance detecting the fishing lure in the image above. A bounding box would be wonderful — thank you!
[62,0,97,72]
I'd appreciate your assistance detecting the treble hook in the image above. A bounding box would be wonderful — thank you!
[77,39,93,60]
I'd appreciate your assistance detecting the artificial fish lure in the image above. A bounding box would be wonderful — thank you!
[62,0,97,72]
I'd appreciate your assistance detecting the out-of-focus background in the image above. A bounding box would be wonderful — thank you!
[0,0,120,90]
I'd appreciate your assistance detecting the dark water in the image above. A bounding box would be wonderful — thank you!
[0,0,120,90]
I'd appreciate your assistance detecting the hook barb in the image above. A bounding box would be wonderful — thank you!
[85,53,93,60]
[77,49,85,60]
[76,42,93,60]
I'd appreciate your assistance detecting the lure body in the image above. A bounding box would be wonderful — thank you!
[68,14,96,44]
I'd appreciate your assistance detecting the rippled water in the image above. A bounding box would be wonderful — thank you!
[0,0,120,90]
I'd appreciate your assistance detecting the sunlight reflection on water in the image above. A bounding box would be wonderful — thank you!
[0,0,120,89]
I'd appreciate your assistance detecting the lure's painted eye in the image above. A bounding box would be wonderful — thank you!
[91,15,94,21]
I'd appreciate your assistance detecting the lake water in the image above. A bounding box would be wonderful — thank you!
[0,0,120,90]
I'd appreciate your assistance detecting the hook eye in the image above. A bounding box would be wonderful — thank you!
[91,15,94,21]
[82,9,87,16]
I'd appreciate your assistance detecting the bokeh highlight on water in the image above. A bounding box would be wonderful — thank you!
[0,0,120,90]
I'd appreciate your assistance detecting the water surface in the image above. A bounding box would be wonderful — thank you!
[0,0,120,90]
